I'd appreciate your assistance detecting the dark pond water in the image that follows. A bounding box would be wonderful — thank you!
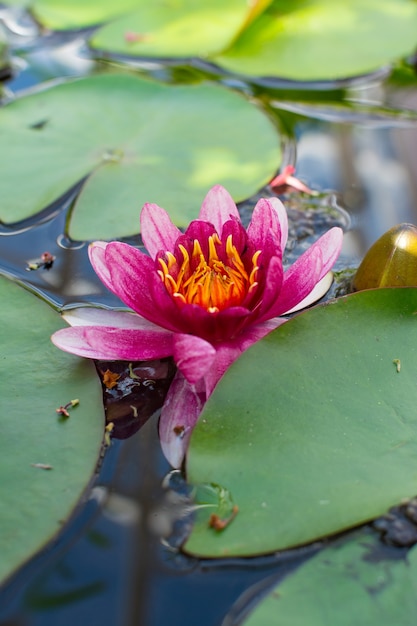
[2,7,417,626]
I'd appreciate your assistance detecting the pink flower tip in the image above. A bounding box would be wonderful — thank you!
[270,165,316,195]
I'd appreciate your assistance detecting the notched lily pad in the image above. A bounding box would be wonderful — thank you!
[0,0,140,30]
[0,274,104,584]
[0,73,281,240]
[90,0,269,59]
[185,288,417,557]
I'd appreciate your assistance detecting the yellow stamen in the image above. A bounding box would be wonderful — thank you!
[248,250,262,285]
[158,233,261,312]
[192,239,203,258]
[166,251,177,269]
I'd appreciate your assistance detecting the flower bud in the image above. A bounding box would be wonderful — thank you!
[353,223,417,290]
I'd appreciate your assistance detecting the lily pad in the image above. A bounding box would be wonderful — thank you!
[213,0,417,82]
[0,73,281,240]
[0,0,140,30]
[185,288,417,557]
[244,532,417,626]
[0,274,104,584]
[90,0,271,59]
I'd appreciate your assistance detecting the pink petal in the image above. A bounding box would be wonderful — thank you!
[85,327,173,360]
[202,344,242,397]
[101,242,181,331]
[198,185,240,234]
[232,316,287,351]
[252,255,284,321]
[269,165,295,188]
[90,242,153,311]
[203,318,286,396]
[284,271,334,314]
[259,227,343,321]
[159,372,205,468]
[62,307,162,330]
[160,318,288,467]
[270,165,315,195]
[285,175,315,195]
[310,227,343,280]
[140,202,182,259]
[259,246,323,321]
[220,218,248,257]
[88,242,114,293]
[248,196,288,252]
[51,326,173,360]
[177,302,251,343]
[52,326,113,359]
[173,334,216,384]
[181,221,217,259]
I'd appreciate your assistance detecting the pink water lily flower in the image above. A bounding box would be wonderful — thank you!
[52,185,343,467]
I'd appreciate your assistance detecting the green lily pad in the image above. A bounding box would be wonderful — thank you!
[1,0,139,30]
[244,532,417,626]
[0,73,281,240]
[0,274,104,584]
[185,288,417,557]
[213,0,417,81]
[90,0,269,59]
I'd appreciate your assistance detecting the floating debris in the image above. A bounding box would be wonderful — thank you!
[104,422,115,447]
[26,251,55,271]
[101,369,121,390]
[124,31,149,43]
[208,505,239,532]
[270,165,316,195]
[56,398,79,418]
[31,463,53,470]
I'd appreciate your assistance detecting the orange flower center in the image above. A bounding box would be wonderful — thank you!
[158,234,261,313]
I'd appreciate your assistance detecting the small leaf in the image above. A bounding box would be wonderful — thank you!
[244,532,417,626]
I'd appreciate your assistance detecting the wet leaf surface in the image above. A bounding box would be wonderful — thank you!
[1,0,139,29]
[213,0,417,81]
[0,73,281,240]
[244,532,417,626]
[0,274,103,584]
[90,0,259,58]
[185,288,417,557]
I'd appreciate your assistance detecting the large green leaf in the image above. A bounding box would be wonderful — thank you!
[0,274,104,584]
[0,73,281,240]
[90,0,269,59]
[213,0,417,81]
[244,532,417,625]
[1,0,139,29]
[185,288,417,557]
[2,0,271,31]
